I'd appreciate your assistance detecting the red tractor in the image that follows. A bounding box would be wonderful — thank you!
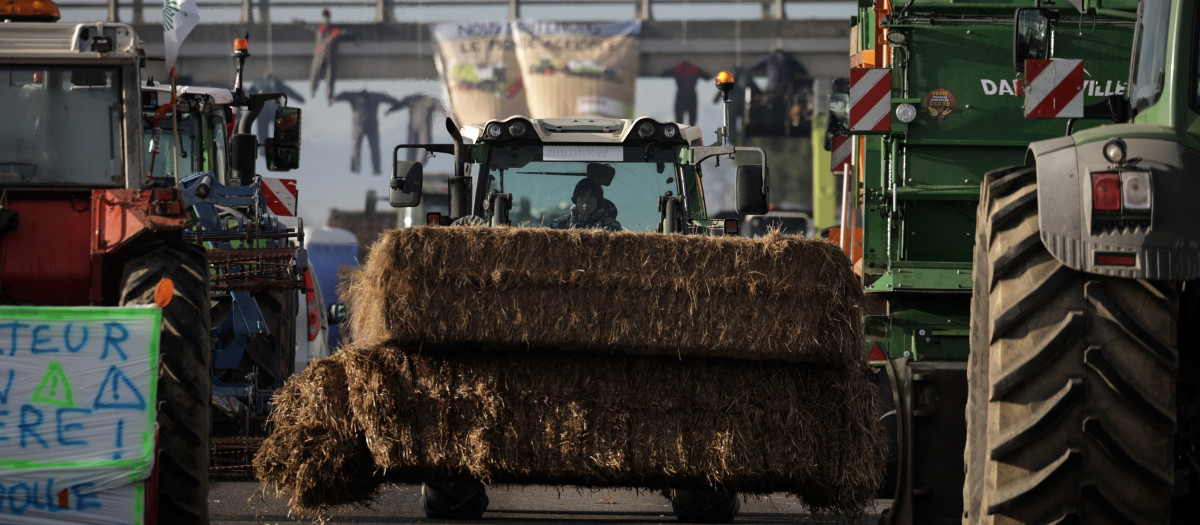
[0,2,210,523]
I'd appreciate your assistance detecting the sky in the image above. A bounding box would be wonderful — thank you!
[60,1,853,230]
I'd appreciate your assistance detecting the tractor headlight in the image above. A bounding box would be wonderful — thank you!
[663,124,679,139]
[1103,139,1127,164]
[637,120,656,138]
[508,120,528,137]
[486,122,504,139]
[895,103,917,123]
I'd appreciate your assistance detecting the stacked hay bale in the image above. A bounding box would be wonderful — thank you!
[256,227,885,518]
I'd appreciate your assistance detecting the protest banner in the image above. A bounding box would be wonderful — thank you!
[511,20,641,119]
[432,22,530,126]
[0,306,161,524]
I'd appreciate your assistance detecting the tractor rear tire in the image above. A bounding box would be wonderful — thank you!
[669,489,740,523]
[964,165,1026,524]
[421,481,489,519]
[120,239,212,525]
[968,166,1177,524]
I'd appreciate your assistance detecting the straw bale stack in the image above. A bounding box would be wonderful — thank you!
[256,342,886,518]
[257,226,884,519]
[253,358,384,511]
[344,227,863,366]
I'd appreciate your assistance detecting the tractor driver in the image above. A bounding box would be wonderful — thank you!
[549,177,622,231]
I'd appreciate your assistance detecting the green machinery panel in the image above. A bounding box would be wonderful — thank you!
[857,3,1134,360]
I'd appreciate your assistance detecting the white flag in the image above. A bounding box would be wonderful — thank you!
[163,0,200,73]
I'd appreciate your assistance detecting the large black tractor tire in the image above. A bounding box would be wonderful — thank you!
[1175,282,1200,523]
[964,166,1026,523]
[669,489,740,523]
[120,239,212,525]
[967,166,1178,524]
[421,481,489,519]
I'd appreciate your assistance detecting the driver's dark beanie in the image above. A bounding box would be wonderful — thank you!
[572,178,604,203]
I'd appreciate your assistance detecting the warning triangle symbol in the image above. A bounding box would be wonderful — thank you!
[93,366,146,411]
[32,362,76,408]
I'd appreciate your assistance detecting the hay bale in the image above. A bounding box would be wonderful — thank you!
[344,227,863,366]
[253,356,384,514]
[336,341,885,516]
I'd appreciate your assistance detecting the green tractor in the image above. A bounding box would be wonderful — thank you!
[832,0,1137,522]
[388,85,771,521]
[967,1,1200,522]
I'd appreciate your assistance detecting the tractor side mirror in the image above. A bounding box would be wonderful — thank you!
[390,160,424,208]
[265,106,301,171]
[1013,8,1051,73]
[327,303,347,325]
[735,164,769,215]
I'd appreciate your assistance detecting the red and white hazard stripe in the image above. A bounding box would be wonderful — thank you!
[850,68,891,132]
[1024,59,1084,118]
[830,135,852,173]
[261,177,298,217]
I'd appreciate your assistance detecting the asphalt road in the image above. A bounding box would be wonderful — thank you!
[209,482,889,524]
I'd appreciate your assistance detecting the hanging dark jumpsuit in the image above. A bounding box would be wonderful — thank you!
[334,89,402,175]
[250,73,306,144]
[309,10,355,106]
[661,61,711,126]
[385,94,442,163]
[748,49,809,97]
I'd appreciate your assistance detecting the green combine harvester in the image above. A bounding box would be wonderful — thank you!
[833,0,1200,522]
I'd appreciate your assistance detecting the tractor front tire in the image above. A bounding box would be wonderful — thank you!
[968,166,1177,524]
[669,488,740,523]
[120,239,212,525]
[422,481,489,519]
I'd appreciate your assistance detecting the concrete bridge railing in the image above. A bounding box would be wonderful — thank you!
[59,0,840,25]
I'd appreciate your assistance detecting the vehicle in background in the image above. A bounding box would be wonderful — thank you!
[143,38,308,476]
[297,254,332,369]
[305,225,358,349]
[0,3,210,522]
[966,2,1200,523]
[740,210,814,238]
[398,171,450,228]
[832,1,1137,522]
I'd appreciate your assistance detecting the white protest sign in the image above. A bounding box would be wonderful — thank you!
[0,306,160,524]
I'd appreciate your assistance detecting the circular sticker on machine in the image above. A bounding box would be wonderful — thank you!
[923,89,957,121]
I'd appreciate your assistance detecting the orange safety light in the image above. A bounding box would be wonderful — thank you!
[1,0,62,21]
[715,70,736,103]
[233,38,249,52]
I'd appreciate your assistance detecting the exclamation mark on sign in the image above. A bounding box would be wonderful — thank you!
[113,419,124,460]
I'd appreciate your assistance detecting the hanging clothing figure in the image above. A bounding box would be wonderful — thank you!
[748,47,809,96]
[250,73,306,145]
[309,9,356,106]
[661,60,711,126]
[385,94,443,164]
[334,89,401,175]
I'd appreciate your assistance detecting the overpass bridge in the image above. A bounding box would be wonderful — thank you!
[59,0,853,87]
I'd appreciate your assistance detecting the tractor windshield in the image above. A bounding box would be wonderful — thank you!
[0,66,124,186]
[1128,0,1171,115]
[481,143,681,232]
[143,101,230,183]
